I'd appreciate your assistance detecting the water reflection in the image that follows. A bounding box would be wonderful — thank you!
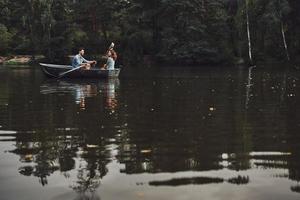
[4,78,121,198]
[0,66,300,199]
[9,138,58,185]
[245,65,255,109]
[291,185,300,193]
[149,175,249,186]
[99,79,119,111]
[10,129,112,195]
[69,145,109,200]
[41,80,95,110]
[40,78,120,112]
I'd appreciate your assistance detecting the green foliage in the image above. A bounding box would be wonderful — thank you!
[156,0,232,64]
[0,0,300,65]
[0,24,12,54]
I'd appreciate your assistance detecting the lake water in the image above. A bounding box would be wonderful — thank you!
[0,64,299,200]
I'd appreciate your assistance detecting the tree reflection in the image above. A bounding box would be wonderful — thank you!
[115,66,300,190]
[245,65,255,109]
[10,132,111,199]
[117,68,254,174]
[291,185,300,193]
[2,66,300,195]
[70,158,104,200]
[149,175,249,186]
[11,139,60,185]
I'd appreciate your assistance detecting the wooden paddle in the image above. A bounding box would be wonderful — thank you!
[109,42,114,50]
[58,65,85,78]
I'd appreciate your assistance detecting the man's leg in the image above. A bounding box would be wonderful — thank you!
[83,63,91,70]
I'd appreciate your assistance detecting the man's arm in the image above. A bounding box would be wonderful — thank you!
[82,55,96,65]
[80,55,89,63]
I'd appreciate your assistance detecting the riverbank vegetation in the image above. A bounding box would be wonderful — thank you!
[0,0,299,65]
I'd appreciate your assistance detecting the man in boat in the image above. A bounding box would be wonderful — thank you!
[72,47,96,70]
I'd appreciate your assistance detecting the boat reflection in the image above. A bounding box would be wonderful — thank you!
[40,78,120,111]
[74,83,98,110]
[40,79,98,110]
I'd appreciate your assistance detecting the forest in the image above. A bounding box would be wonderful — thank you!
[0,0,300,65]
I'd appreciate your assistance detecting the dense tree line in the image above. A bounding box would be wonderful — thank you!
[0,0,299,65]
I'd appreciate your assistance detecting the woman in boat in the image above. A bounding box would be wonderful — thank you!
[72,47,96,70]
[101,49,117,70]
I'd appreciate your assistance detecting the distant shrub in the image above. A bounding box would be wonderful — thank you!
[0,24,13,55]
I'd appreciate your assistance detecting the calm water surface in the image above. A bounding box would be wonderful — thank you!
[0,64,299,200]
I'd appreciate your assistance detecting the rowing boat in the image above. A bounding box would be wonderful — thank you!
[39,63,121,78]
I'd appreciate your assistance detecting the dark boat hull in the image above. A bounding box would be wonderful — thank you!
[40,63,121,79]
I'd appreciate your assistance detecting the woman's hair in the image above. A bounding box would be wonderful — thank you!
[107,49,117,61]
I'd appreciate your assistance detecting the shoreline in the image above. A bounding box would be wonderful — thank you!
[0,55,45,65]
[1,55,297,67]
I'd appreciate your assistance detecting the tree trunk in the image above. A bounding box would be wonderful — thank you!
[28,1,36,60]
[101,23,108,43]
[245,0,253,64]
[90,8,97,32]
[47,2,53,61]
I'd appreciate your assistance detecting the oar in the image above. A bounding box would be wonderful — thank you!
[58,65,84,78]
[109,42,114,50]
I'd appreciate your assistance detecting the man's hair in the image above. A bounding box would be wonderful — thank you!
[78,47,84,52]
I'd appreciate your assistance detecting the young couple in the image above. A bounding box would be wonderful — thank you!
[72,46,117,70]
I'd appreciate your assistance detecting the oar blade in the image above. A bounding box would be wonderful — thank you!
[58,66,82,78]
